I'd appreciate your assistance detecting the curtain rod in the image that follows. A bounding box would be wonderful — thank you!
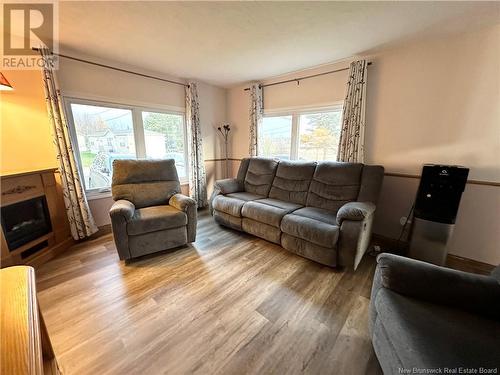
[243,61,372,91]
[32,47,189,88]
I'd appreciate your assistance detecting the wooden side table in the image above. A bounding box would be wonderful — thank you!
[0,266,60,374]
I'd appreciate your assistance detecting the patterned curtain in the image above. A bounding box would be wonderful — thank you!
[186,82,208,208]
[337,60,368,163]
[40,47,98,239]
[249,83,263,157]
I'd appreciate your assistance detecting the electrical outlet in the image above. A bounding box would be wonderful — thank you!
[400,216,407,226]
[373,245,381,253]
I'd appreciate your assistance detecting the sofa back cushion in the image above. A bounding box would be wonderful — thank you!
[112,159,181,209]
[244,158,279,196]
[236,158,251,183]
[306,162,363,211]
[268,160,316,205]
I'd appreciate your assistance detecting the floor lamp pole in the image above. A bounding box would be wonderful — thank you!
[218,124,231,179]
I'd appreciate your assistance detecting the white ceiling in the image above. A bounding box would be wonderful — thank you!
[58,1,500,87]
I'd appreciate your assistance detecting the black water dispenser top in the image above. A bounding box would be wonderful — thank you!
[413,164,469,224]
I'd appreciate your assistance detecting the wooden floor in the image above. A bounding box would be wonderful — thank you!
[36,210,383,375]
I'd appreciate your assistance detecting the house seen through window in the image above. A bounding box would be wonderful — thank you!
[69,101,187,194]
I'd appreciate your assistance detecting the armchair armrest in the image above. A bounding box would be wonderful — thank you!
[169,193,197,212]
[374,253,500,319]
[169,193,197,242]
[109,199,135,221]
[109,200,135,260]
[214,178,243,195]
[337,201,375,225]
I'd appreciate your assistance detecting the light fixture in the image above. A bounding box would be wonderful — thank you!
[0,72,13,91]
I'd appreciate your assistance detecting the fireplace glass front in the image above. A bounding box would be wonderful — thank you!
[1,196,52,251]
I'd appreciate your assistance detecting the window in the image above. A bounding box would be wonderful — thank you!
[67,99,187,195]
[142,111,186,179]
[258,115,292,159]
[258,106,342,161]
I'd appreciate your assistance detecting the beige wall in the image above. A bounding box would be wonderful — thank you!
[1,70,58,175]
[197,81,230,197]
[58,56,228,226]
[365,24,499,182]
[227,25,500,265]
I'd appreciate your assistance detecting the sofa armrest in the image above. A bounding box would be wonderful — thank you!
[374,253,500,319]
[169,193,197,212]
[169,193,197,242]
[110,199,135,221]
[337,201,376,225]
[209,178,243,215]
[214,178,243,195]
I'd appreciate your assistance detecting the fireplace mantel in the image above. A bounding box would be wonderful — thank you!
[1,167,58,179]
[1,169,73,268]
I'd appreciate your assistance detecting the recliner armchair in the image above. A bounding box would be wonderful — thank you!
[109,159,197,260]
[370,253,500,373]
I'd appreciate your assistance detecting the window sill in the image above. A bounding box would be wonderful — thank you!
[86,191,112,201]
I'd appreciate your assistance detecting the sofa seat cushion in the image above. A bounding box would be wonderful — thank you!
[374,288,500,369]
[281,213,339,248]
[255,198,302,211]
[241,198,302,228]
[212,192,264,218]
[226,192,265,202]
[292,207,338,225]
[127,205,187,235]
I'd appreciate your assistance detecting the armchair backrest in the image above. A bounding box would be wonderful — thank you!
[112,159,180,208]
[268,160,316,205]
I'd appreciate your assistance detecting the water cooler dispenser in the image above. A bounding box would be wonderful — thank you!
[408,164,469,265]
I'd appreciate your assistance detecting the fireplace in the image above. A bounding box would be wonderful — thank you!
[1,169,73,267]
[1,196,52,251]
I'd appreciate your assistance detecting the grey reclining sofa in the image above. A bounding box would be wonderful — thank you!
[109,159,197,260]
[210,157,384,269]
[370,253,500,373]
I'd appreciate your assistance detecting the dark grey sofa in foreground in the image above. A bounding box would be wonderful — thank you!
[110,159,197,260]
[370,253,500,374]
[210,157,384,269]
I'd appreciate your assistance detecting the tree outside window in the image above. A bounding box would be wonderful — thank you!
[298,111,342,161]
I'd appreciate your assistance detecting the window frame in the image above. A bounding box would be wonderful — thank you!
[259,103,343,161]
[64,97,188,200]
